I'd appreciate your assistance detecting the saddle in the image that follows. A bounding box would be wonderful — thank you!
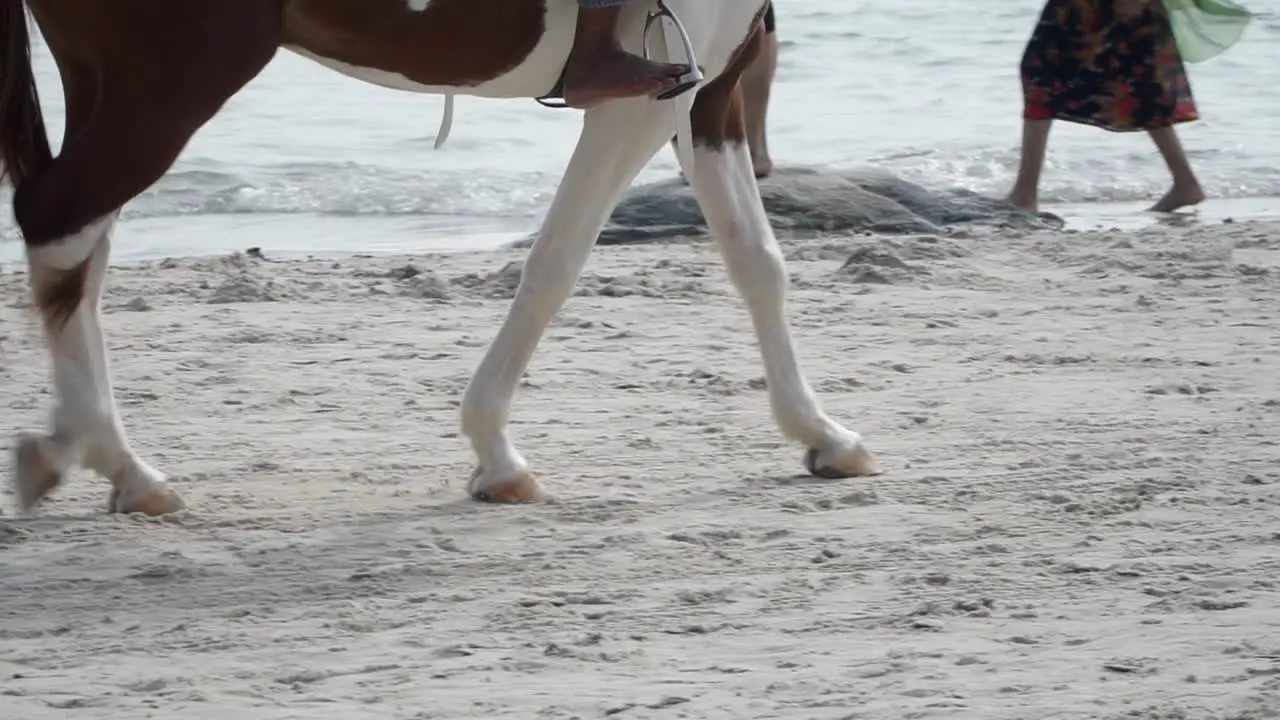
[535,0,704,109]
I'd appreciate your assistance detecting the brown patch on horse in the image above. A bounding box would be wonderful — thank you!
[1,0,79,330]
[7,1,282,334]
[689,9,768,150]
[0,0,52,187]
[282,0,547,87]
[33,260,92,331]
[11,1,280,251]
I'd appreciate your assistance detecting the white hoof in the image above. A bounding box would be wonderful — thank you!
[12,431,64,513]
[107,481,186,516]
[803,436,881,479]
[468,467,546,503]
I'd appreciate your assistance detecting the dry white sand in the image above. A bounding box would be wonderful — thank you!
[1,219,1278,719]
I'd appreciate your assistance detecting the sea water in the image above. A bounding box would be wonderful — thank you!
[1,0,1277,264]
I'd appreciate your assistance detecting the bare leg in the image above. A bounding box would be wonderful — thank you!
[741,21,778,179]
[460,100,676,501]
[1007,119,1052,212]
[1148,126,1205,212]
[561,5,688,109]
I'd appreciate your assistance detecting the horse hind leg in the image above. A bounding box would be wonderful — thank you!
[678,33,879,480]
[13,217,185,516]
[459,99,677,502]
[13,53,275,515]
[13,108,193,515]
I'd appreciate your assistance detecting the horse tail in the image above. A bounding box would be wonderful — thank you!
[0,0,52,189]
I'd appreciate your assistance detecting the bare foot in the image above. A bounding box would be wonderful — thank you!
[1150,183,1205,213]
[1007,191,1038,213]
[562,44,687,109]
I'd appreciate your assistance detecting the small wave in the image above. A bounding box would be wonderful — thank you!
[880,145,1280,206]
[121,162,560,222]
[2,154,1276,234]
[130,155,1280,223]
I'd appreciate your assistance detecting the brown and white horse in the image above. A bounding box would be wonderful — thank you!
[0,0,879,516]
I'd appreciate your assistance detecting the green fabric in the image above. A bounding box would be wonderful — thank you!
[1164,0,1254,63]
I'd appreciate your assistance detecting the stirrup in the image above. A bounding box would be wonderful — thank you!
[643,0,703,101]
[534,0,704,109]
[535,79,570,109]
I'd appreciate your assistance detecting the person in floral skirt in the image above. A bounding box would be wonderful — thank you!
[1007,0,1206,213]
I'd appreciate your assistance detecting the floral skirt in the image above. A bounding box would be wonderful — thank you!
[1020,0,1199,131]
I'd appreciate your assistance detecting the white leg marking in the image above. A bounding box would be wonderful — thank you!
[24,215,114,271]
[681,142,880,478]
[460,101,677,501]
[405,0,432,12]
[14,217,183,515]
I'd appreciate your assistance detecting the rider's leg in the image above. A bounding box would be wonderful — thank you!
[561,0,689,108]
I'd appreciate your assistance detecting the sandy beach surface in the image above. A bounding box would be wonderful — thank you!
[1,218,1278,719]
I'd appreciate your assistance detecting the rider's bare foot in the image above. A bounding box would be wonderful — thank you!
[1149,182,1205,213]
[562,44,687,109]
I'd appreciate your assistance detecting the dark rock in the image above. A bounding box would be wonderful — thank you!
[508,165,1064,248]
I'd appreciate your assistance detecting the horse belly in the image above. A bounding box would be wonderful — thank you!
[280,0,576,99]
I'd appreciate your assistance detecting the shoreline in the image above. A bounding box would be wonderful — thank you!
[1,195,1277,271]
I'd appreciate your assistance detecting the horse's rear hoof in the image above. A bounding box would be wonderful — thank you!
[108,483,186,516]
[12,432,64,514]
[470,472,545,503]
[804,441,881,480]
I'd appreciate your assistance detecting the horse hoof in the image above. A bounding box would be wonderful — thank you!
[803,441,881,479]
[470,472,545,503]
[108,483,186,516]
[12,432,64,513]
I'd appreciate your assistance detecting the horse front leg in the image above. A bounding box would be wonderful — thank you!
[680,77,880,481]
[460,101,676,502]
